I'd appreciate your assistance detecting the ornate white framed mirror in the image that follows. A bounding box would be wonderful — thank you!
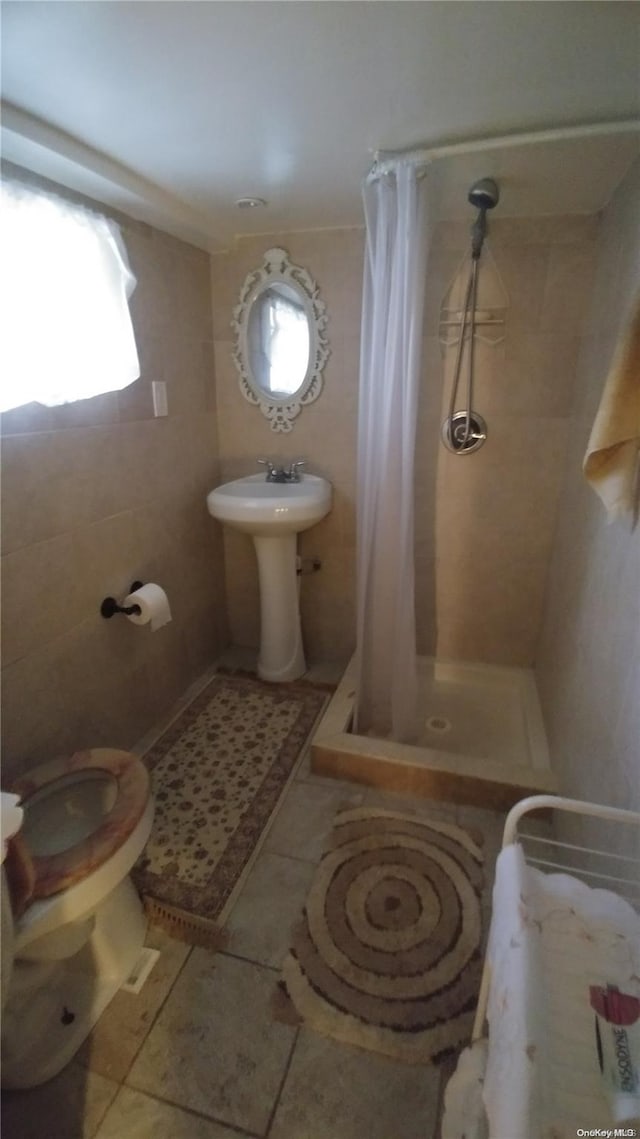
[231,247,330,432]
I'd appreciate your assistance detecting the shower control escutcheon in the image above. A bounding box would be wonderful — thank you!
[441,411,487,455]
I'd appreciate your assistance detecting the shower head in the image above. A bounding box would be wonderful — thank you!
[468,178,499,259]
[468,178,500,212]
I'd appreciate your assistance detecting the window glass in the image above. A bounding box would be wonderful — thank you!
[0,180,140,412]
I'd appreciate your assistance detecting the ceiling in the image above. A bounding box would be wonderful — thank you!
[1,2,639,250]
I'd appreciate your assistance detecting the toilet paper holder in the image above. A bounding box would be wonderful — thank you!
[100,581,144,619]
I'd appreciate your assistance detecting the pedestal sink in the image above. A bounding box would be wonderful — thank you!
[207,473,332,682]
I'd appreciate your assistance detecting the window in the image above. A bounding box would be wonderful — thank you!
[0,180,140,412]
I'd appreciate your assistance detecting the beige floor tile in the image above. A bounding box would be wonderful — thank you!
[432,1052,459,1139]
[294,745,314,780]
[1,1061,118,1139]
[453,805,505,912]
[364,788,459,821]
[126,952,295,1135]
[456,805,506,850]
[226,851,315,968]
[455,803,506,828]
[269,1028,442,1139]
[95,1087,254,1139]
[264,780,365,863]
[77,928,191,1082]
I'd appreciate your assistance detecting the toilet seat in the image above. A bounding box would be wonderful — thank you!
[11,749,150,901]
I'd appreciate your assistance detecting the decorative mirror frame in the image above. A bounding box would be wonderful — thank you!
[231,247,330,433]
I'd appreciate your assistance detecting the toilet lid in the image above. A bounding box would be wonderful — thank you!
[11,749,150,900]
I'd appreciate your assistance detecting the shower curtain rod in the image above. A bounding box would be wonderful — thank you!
[367,119,640,182]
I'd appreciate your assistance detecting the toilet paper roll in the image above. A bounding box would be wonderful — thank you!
[123,583,172,631]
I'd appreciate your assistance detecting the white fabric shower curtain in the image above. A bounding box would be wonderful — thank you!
[354,162,430,742]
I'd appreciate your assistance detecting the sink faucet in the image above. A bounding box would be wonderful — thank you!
[286,459,306,482]
[257,458,306,483]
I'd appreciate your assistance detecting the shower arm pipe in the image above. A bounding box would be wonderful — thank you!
[446,264,474,445]
[464,258,480,443]
[446,256,480,447]
[366,119,640,181]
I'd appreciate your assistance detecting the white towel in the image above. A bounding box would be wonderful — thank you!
[583,292,640,522]
[1,792,23,863]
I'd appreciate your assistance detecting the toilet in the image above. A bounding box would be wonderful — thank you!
[1,747,154,1089]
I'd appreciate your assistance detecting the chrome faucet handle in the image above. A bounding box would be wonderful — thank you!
[257,457,275,478]
[287,458,306,481]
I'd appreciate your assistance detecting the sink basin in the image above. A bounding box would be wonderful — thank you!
[206,473,331,536]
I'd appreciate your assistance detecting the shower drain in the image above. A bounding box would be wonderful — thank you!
[426,715,452,734]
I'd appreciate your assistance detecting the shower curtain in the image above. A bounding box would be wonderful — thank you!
[354,162,430,742]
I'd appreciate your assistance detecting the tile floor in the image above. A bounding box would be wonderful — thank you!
[2,657,506,1139]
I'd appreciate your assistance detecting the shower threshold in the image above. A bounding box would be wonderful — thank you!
[310,655,557,811]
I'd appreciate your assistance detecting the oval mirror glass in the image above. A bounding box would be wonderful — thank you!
[247,282,310,398]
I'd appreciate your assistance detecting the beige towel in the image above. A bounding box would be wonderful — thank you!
[583,293,640,521]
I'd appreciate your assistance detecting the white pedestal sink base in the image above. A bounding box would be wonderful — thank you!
[206,473,332,683]
[253,534,306,682]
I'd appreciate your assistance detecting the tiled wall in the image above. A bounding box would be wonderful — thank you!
[418,214,597,665]
[1,171,228,782]
[536,158,640,823]
[210,230,363,664]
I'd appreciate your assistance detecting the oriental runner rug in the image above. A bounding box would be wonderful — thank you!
[133,672,329,949]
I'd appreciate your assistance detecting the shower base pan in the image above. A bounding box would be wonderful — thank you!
[311,655,557,812]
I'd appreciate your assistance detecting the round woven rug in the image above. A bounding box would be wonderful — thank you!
[277,807,484,1063]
